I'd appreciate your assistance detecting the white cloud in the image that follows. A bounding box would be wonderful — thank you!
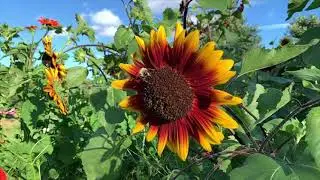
[148,0,181,14]
[88,9,122,37]
[90,9,121,26]
[48,27,69,37]
[258,23,289,30]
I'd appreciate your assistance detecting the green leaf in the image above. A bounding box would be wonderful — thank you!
[80,129,132,179]
[65,66,88,88]
[74,14,95,42]
[287,0,309,20]
[229,153,293,180]
[130,0,153,23]
[255,83,293,124]
[286,66,320,81]
[302,80,320,92]
[306,107,320,168]
[306,0,320,10]
[21,100,37,124]
[74,48,87,63]
[114,26,135,50]
[240,45,312,76]
[229,153,320,180]
[198,0,232,11]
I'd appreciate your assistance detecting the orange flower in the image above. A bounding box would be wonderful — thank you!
[25,25,37,31]
[112,23,242,161]
[38,17,60,28]
[43,68,67,115]
[0,168,7,180]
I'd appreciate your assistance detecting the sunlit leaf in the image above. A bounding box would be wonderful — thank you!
[306,107,320,168]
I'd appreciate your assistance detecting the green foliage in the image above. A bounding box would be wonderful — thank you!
[114,26,135,50]
[240,43,315,76]
[306,107,320,168]
[229,153,320,180]
[287,0,320,20]
[65,67,88,88]
[198,0,233,11]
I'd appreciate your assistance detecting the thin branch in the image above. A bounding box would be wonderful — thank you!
[239,104,271,149]
[121,0,133,27]
[224,106,260,150]
[63,44,120,55]
[272,135,294,155]
[259,98,320,152]
[181,0,193,29]
[172,148,252,180]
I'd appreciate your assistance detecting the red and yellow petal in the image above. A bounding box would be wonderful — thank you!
[111,79,138,90]
[118,95,142,112]
[119,63,141,77]
[197,131,212,152]
[210,107,239,129]
[211,89,242,105]
[176,124,189,161]
[146,125,159,142]
[132,115,147,134]
[157,124,169,156]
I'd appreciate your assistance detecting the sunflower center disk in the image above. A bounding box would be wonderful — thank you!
[140,67,193,122]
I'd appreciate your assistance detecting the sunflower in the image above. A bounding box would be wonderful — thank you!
[112,23,242,161]
[43,68,67,115]
[42,36,67,79]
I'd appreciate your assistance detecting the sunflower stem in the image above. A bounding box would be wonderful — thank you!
[224,107,260,150]
[259,98,320,152]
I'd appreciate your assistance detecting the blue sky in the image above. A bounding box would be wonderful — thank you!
[0,0,319,66]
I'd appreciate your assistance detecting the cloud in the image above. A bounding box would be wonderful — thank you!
[88,9,122,37]
[48,27,69,37]
[258,23,289,30]
[148,0,181,14]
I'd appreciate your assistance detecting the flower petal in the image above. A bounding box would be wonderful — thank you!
[119,63,141,77]
[210,107,239,129]
[146,125,159,142]
[177,124,189,161]
[132,115,147,134]
[211,89,242,105]
[157,124,169,156]
[174,22,184,42]
[118,95,142,111]
[111,79,137,90]
[213,71,236,85]
[197,131,212,152]
[135,36,145,51]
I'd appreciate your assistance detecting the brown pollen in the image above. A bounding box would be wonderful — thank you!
[140,67,193,122]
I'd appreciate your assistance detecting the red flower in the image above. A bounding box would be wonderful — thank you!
[25,25,37,31]
[38,17,60,28]
[0,168,7,180]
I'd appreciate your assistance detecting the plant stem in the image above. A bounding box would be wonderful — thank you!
[259,98,320,152]
[224,106,260,150]
[181,0,193,29]
[87,56,109,84]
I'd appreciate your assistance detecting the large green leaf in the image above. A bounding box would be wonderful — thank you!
[114,26,135,50]
[80,129,132,180]
[65,66,88,88]
[74,14,95,42]
[229,153,320,180]
[286,66,320,81]
[306,107,320,168]
[287,0,309,20]
[198,0,232,11]
[306,0,320,10]
[256,84,293,124]
[239,45,312,76]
